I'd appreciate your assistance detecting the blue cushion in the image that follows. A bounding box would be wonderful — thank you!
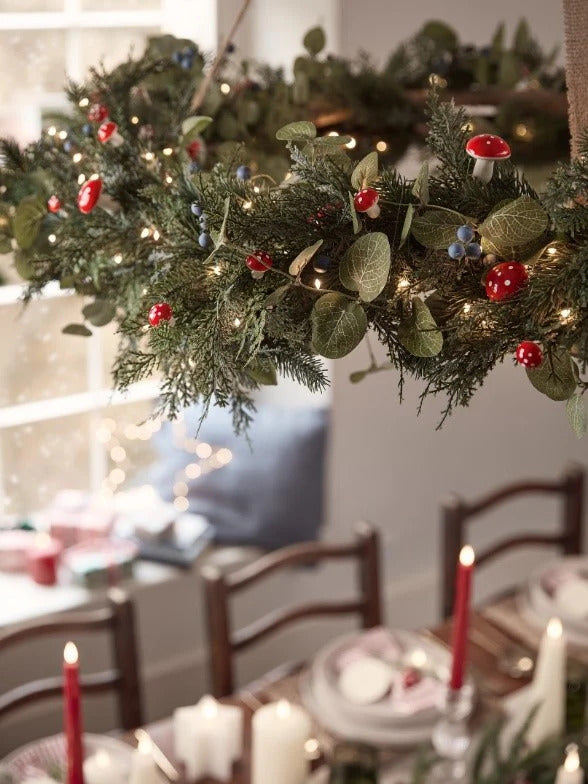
[149,404,329,549]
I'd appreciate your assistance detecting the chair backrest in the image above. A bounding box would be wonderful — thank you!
[441,464,585,619]
[0,588,142,730]
[202,521,382,697]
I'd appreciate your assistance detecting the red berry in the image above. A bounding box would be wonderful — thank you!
[186,140,201,160]
[47,195,61,213]
[516,341,543,368]
[485,261,528,302]
[87,103,108,123]
[245,250,273,272]
[148,302,173,326]
[97,120,118,144]
[353,188,379,213]
[402,668,421,689]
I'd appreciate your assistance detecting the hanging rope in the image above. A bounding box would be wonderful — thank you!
[562,0,588,156]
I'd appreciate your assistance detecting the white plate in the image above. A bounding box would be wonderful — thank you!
[525,555,588,643]
[1,733,133,783]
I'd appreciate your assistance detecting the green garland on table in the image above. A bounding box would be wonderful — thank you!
[0,41,586,435]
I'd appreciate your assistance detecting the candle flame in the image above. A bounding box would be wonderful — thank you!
[63,641,78,664]
[200,695,219,719]
[547,617,563,639]
[459,545,475,567]
[276,699,291,719]
[564,744,580,773]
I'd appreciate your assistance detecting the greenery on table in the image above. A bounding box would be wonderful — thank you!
[0,23,585,436]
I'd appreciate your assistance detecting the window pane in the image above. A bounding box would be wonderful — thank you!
[78,28,160,72]
[0,30,66,99]
[0,1,63,10]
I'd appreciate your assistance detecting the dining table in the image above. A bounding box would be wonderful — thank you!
[118,594,588,784]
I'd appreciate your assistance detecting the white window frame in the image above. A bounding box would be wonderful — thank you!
[0,0,211,512]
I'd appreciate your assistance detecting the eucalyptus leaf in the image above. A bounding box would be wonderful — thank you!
[339,232,391,302]
[349,370,368,384]
[311,293,367,359]
[62,323,92,337]
[313,135,352,147]
[491,22,505,56]
[303,26,326,56]
[216,196,231,247]
[0,234,12,254]
[400,204,414,247]
[275,121,316,141]
[264,284,292,307]
[526,349,577,401]
[479,196,548,250]
[348,191,360,234]
[566,393,586,438]
[351,151,378,190]
[412,162,429,205]
[13,195,46,250]
[292,72,310,105]
[398,298,443,357]
[247,357,278,386]
[497,51,521,88]
[181,115,213,141]
[411,209,467,250]
[14,249,35,280]
[82,299,116,327]
[289,239,323,276]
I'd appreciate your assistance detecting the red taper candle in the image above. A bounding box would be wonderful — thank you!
[63,642,84,784]
[449,545,475,690]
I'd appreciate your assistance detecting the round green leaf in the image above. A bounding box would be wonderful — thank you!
[398,298,443,357]
[479,196,548,251]
[351,151,378,190]
[339,232,391,302]
[526,349,577,401]
[0,234,12,254]
[62,323,93,337]
[181,115,213,142]
[275,121,316,141]
[247,357,278,386]
[303,26,326,56]
[566,393,586,438]
[289,239,323,276]
[82,299,116,327]
[13,195,46,250]
[411,209,467,250]
[311,293,367,359]
[412,162,429,205]
[14,249,35,280]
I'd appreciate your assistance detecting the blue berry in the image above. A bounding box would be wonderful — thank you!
[190,202,202,217]
[82,123,92,136]
[198,232,210,248]
[456,225,474,243]
[448,242,466,260]
[189,161,201,174]
[465,242,482,259]
[199,217,208,230]
[171,51,182,64]
[236,165,251,181]
[180,55,193,70]
[63,140,73,153]
[313,255,331,273]
[183,46,196,57]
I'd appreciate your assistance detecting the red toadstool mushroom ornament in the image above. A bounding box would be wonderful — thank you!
[245,250,273,278]
[148,302,173,326]
[485,261,528,302]
[354,187,380,218]
[97,121,123,147]
[47,195,61,213]
[465,134,511,183]
[87,103,108,123]
[516,341,543,368]
[77,178,103,214]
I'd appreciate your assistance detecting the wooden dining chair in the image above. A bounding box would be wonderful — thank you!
[202,521,382,698]
[0,587,143,730]
[441,464,585,619]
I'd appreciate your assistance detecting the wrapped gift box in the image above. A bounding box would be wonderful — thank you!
[0,529,37,572]
[63,539,138,588]
[38,490,115,548]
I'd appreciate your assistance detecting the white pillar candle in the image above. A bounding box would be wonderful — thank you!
[173,695,243,782]
[526,617,566,748]
[556,744,584,784]
[83,750,126,784]
[128,737,164,784]
[251,700,312,784]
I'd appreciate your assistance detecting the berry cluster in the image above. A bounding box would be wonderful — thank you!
[191,202,211,248]
[171,46,197,70]
[447,225,481,260]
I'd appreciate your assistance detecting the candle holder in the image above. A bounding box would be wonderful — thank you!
[430,684,474,780]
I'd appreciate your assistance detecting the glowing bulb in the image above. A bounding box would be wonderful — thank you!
[461,121,474,133]
[564,744,580,773]
[110,446,126,463]
[201,696,219,718]
[152,229,160,241]
[165,175,173,184]
[463,303,472,314]
[547,617,563,639]
[212,264,221,276]
[78,97,89,108]
[284,171,292,181]
[185,463,202,479]
[233,317,242,327]
[109,468,126,485]
[89,173,100,181]
[304,738,320,758]
[196,442,212,459]
[47,126,57,136]
[459,545,475,567]
[327,131,339,137]
[173,481,188,497]
[162,147,173,156]
[242,200,252,210]
[220,82,231,95]
[560,308,572,322]
[313,278,322,290]
[345,137,357,149]
[144,152,155,162]
[276,700,291,719]
[113,253,123,264]
[140,227,150,239]
[58,130,68,140]
[253,185,261,194]
[376,140,387,152]
[174,497,189,512]
[64,642,78,664]
[409,648,427,668]
[131,116,139,125]
[72,152,82,163]
[547,246,557,255]
[397,277,410,291]
[48,233,57,244]
[216,448,232,465]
